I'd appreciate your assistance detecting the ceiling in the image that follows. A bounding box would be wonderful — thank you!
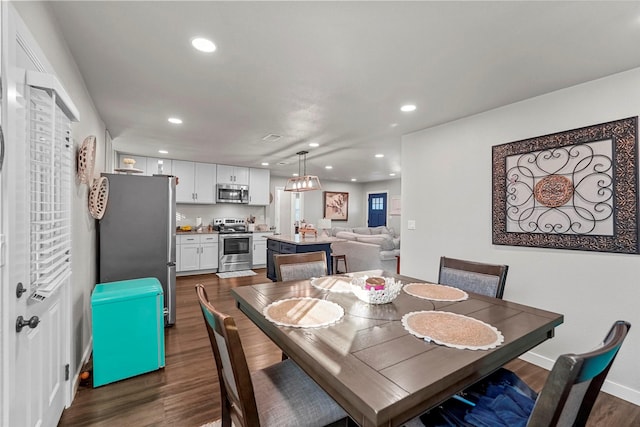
[48,1,640,183]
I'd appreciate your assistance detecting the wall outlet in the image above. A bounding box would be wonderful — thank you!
[407,220,416,230]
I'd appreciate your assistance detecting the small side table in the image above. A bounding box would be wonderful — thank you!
[332,254,348,274]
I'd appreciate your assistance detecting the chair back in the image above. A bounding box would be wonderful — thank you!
[528,320,631,427]
[196,284,259,427]
[438,256,509,298]
[274,251,328,281]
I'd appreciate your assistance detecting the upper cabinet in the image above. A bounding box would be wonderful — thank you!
[173,160,217,204]
[116,154,173,176]
[249,168,270,205]
[117,154,147,174]
[217,164,249,186]
[146,157,172,176]
[115,154,270,205]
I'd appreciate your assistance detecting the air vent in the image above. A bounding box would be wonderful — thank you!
[262,134,282,143]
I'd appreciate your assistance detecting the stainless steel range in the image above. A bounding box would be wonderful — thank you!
[214,218,253,272]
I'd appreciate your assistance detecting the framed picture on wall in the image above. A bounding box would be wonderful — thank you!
[492,116,639,254]
[323,191,349,221]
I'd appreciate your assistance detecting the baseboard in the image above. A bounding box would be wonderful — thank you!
[520,350,640,406]
[68,336,93,407]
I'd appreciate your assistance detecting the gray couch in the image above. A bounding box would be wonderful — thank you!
[329,226,400,273]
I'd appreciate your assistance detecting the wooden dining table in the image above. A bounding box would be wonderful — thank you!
[231,270,564,427]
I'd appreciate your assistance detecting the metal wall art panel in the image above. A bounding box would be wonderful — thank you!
[492,117,639,254]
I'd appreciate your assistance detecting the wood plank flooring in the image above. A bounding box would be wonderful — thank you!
[58,270,640,426]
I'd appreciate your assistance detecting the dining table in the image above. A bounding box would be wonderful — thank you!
[231,270,564,427]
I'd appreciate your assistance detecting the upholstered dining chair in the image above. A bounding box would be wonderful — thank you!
[438,256,509,299]
[195,284,348,427]
[274,251,328,282]
[419,320,631,427]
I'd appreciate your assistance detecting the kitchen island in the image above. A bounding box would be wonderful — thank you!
[266,234,344,281]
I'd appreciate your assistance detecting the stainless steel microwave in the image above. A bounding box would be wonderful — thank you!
[216,183,249,203]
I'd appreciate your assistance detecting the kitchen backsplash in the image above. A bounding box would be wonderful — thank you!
[176,204,268,227]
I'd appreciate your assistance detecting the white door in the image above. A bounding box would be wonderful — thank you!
[3,5,72,426]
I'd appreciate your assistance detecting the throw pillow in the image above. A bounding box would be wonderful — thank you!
[336,231,359,241]
[331,227,353,236]
[356,235,395,251]
[370,226,390,235]
[353,227,372,235]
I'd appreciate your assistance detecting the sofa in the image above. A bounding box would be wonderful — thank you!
[329,226,400,273]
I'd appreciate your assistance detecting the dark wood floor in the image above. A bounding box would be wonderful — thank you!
[58,270,640,426]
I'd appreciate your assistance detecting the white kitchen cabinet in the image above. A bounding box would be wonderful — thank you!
[217,164,249,185]
[248,168,271,205]
[146,157,172,176]
[173,160,217,204]
[117,154,147,174]
[252,232,273,267]
[198,235,219,270]
[177,234,219,272]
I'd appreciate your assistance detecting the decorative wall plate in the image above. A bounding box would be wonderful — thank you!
[77,135,96,184]
[89,176,109,219]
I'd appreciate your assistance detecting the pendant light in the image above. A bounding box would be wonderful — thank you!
[284,151,322,192]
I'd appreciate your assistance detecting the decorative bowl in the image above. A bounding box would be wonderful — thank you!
[350,275,403,304]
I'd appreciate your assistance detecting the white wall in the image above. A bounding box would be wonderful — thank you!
[13,2,107,378]
[401,67,640,404]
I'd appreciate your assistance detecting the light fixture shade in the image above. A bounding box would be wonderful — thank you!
[284,150,322,192]
[284,175,322,192]
[317,218,332,230]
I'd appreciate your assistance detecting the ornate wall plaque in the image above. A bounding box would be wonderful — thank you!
[492,117,639,253]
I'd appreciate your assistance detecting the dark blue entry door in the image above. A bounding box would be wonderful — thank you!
[367,193,387,227]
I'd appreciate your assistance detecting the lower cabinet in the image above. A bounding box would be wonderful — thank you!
[252,232,273,268]
[177,234,219,273]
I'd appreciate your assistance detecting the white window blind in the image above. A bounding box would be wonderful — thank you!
[27,82,74,300]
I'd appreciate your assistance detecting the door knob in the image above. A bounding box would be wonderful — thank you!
[16,315,40,332]
[16,282,27,298]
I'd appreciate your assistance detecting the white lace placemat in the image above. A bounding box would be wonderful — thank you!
[310,276,353,293]
[263,297,344,328]
[401,311,504,350]
[403,283,469,302]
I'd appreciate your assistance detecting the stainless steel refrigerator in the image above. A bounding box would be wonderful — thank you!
[98,173,176,326]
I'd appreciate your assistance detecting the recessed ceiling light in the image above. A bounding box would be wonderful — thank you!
[293,173,299,177]
[389,173,396,176]
[168,117,183,124]
[278,161,288,165]
[309,142,319,147]
[261,162,269,166]
[351,178,357,182]
[158,150,169,154]
[375,154,384,158]
[191,37,216,53]
[325,165,333,169]
[390,123,398,128]
[401,104,416,112]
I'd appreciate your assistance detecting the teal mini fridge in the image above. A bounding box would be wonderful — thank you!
[91,277,165,387]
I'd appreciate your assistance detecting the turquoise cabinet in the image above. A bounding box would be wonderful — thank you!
[91,278,165,387]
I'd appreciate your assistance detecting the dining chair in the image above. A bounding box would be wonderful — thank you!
[195,284,348,427]
[419,320,631,427]
[438,256,509,298]
[274,251,328,281]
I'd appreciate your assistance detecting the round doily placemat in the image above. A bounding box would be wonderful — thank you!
[402,311,504,350]
[310,276,353,293]
[403,283,468,302]
[264,297,344,328]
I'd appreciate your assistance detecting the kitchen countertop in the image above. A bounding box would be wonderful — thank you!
[176,230,218,235]
[268,234,345,245]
